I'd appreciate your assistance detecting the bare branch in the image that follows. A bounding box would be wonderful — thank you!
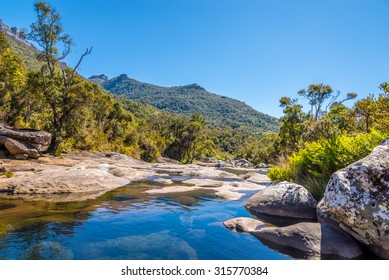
[70,47,92,81]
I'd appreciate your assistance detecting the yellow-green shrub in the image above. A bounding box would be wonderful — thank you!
[268,130,387,199]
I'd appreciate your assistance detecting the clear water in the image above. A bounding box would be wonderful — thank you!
[0,182,290,260]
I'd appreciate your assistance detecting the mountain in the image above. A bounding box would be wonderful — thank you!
[88,74,108,85]
[0,19,41,71]
[98,74,279,133]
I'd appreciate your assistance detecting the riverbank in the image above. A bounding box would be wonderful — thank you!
[0,152,270,202]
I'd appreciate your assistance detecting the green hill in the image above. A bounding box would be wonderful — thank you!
[99,74,279,134]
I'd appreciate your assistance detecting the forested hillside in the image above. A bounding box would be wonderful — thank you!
[99,74,279,134]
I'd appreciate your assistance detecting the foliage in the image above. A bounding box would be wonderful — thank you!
[268,130,387,199]
[0,32,26,123]
[100,74,280,134]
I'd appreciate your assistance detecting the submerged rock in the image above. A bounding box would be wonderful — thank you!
[318,138,389,259]
[244,181,317,220]
[251,222,362,259]
[223,217,265,232]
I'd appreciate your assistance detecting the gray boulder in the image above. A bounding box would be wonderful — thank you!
[0,125,51,152]
[0,125,51,159]
[251,222,362,259]
[318,138,389,259]
[245,181,318,220]
[5,138,39,159]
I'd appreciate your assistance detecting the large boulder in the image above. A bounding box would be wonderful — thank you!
[0,125,51,159]
[318,138,389,259]
[244,181,318,220]
[0,125,51,152]
[250,222,362,259]
[4,138,39,159]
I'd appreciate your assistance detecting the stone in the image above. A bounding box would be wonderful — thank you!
[318,138,389,259]
[244,181,318,220]
[223,217,265,232]
[251,222,362,259]
[255,163,269,168]
[0,125,51,152]
[239,171,271,184]
[215,190,243,200]
[4,138,39,159]
[14,154,28,160]
[233,158,253,168]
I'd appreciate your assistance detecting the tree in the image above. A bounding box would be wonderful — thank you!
[0,32,26,123]
[27,1,92,150]
[276,97,306,154]
[298,84,356,120]
[354,95,375,133]
[164,113,213,163]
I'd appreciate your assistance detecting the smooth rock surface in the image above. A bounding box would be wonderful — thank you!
[245,181,318,219]
[251,222,362,259]
[223,217,265,232]
[0,125,51,152]
[5,138,39,159]
[318,138,389,259]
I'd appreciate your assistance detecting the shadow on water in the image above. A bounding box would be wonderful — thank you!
[247,210,316,227]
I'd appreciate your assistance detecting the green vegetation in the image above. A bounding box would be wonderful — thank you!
[6,34,42,71]
[100,74,279,134]
[0,1,279,164]
[268,83,389,199]
[4,170,13,178]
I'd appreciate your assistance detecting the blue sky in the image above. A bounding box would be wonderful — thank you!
[1,0,388,117]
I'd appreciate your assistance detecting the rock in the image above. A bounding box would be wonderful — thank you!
[223,217,265,232]
[245,181,318,220]
[239,171,271,184]
[0,168,130,194]
[255,163,269,168]
[14,154,28,160]
[215,190,243,200]
[198,157,218,164]
[318,138,389,259]
[251,222,362,259]
[233,158,253,168]
[4,138,39,159]
[0,125,51,152]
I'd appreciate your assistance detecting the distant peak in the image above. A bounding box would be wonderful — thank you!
[88,74,108,85]
[182,83,205,91]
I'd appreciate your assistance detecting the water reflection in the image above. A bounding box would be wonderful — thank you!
[0,181,290,260]
[83,231,197,260]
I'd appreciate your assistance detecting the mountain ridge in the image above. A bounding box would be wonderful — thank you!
[96,74,279,134]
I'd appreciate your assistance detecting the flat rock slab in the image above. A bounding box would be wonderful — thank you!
[0,168,130,194]
[245,181,318,220]
[224,217,265,232]
[239,172,271,183]
[251,222,362,259]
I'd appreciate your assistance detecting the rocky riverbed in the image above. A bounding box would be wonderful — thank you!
[0,152,270,202]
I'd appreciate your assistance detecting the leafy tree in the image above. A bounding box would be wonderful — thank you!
[165,113,214,163]
[298,84,356,120]
[276,97,306,154]
[26,1,92,150]
[0,32,26,123]
[354,94,375,133]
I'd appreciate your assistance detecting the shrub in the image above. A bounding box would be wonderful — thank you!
[268,130,387,199]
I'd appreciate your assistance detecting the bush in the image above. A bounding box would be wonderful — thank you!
[268,130,387,199]
[4,170,13,178]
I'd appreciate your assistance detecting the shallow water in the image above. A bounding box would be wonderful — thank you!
[0,182,290,260]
